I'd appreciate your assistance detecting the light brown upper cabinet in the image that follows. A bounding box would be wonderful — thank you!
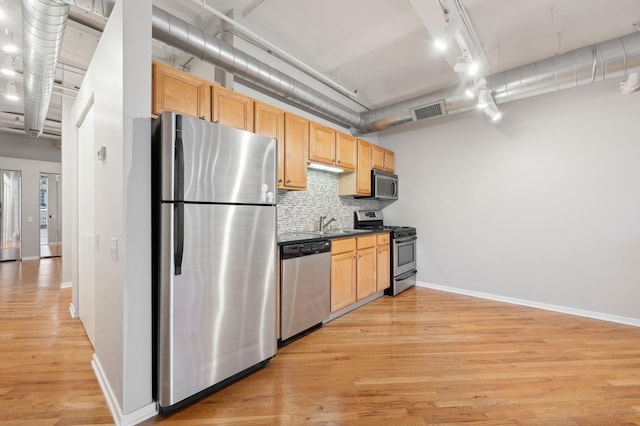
[371,144,395,173]
[371,144,385,171]
[308,125,356,172]
[339,139,371,196]
[335,132,357,171]
[308,122,336,166]
[212,85,254,131]
[152,60,211,120]
[282,113,309,190]
[384,149,395,173]
[254,101,286,189]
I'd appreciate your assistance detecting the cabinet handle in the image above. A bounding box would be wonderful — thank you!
[278,178,283,183]
[286,179,291,184]
[337,159,340,163]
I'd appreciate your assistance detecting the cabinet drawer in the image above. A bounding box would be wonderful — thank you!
[332,238,356,254]
[376,233,390,245]
[356,235,376,249]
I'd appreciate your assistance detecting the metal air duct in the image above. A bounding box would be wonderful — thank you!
[22,0,69,137]
[21,0,114,137]
[355,31,640,134]
[151,6,361,127]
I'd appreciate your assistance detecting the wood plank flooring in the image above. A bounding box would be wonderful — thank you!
[2,259,640,424]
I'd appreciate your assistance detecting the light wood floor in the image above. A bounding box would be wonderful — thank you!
[2,259,640,425]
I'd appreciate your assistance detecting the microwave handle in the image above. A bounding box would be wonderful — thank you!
[392,181,397,196]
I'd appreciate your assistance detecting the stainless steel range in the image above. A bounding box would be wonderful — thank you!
[354,210,417,296]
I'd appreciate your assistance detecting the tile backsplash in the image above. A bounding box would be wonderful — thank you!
[277,169,379,234]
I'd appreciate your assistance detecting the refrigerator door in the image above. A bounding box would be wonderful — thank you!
[158,202,277,408]
[158,112,276,205]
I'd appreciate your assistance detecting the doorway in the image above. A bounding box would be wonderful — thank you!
[0,170,21,262]
[40,173,62,258]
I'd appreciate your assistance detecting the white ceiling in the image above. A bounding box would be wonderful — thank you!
[1,0,639,141]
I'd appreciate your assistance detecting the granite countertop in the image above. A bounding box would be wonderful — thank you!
[277,229,388,245]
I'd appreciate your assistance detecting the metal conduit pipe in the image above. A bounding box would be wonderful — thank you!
[355,31,640,134]
[21,0,114,137]
[151,6,362,127]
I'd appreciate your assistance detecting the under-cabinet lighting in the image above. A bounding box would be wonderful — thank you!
[307,163,344,174]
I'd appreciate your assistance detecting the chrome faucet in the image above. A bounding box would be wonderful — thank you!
[319,215,337,232]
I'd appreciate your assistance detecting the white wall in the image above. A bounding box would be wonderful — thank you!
[380,79,640,322]
[0,156,61,259]
[68,0,153,422]
[0,132,61,163]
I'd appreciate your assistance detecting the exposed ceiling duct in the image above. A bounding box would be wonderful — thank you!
[22,3,640,138]
[21,0,114,138]
[151,6,361,127]
[356,31,640,134]
[22,0,69,137]
[151,6,640,135]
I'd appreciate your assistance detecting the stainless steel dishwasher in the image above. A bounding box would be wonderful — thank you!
[280,239,331,344]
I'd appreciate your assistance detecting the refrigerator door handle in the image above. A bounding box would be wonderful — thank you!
[174,116,184,201]
[174,202,184,275]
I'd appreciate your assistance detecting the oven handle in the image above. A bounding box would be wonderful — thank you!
[395,270,417,281]
[394,236,417,244]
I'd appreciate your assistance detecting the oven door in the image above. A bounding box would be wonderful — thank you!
[393,236,417,277]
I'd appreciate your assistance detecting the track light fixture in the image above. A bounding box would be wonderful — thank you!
[465,78,501,121]
[433,13,462,52]
[453,53,479,76]
[0,53,15,76]
[5,79,18,100]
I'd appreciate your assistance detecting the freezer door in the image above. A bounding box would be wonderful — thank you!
[158,112,276,205]
[158,203,277,408]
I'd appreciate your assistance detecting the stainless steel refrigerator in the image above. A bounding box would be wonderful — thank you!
[152,112,277,413]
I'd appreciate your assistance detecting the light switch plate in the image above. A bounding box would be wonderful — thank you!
[109,238,118,261]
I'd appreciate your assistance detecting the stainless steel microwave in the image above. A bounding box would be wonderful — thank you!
[371,170,398,200]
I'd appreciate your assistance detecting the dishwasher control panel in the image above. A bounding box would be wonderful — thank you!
[281,240,331,259]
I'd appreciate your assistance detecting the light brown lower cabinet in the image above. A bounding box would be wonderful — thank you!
[376,233,390,292]
[331,234,388,313]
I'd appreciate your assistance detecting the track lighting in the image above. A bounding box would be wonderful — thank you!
[0,53,15,76]
[5,79,18,100]
[1,30,17,53]
[466,77,487,99]
[433,13,461,52]
[453,51,479,76]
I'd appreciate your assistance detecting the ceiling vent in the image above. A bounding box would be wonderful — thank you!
[410,101,446,121]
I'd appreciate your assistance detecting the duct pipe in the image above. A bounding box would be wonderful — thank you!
[151,6,361,127]
[22,0,69,137]
[21,0,114,137]
[355,31,640,134]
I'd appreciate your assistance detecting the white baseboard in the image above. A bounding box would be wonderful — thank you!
[92,354,158,425]
[417,281,640,328]
[60,281,72,289]
[21,256,39,261]
[69,302,78,318]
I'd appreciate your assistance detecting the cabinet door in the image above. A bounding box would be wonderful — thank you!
[283,114,308,189]
[376,244,390,292]
[356,247,376,300]
[212,85,254,131]
[371,144,385,171]
[384,149,395,173]
[254,102,285,188]
[336,132,356,171]
[356,139,372,195]
[331,251,357,312]
[308,122,336,166]
[152,61,210,120]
